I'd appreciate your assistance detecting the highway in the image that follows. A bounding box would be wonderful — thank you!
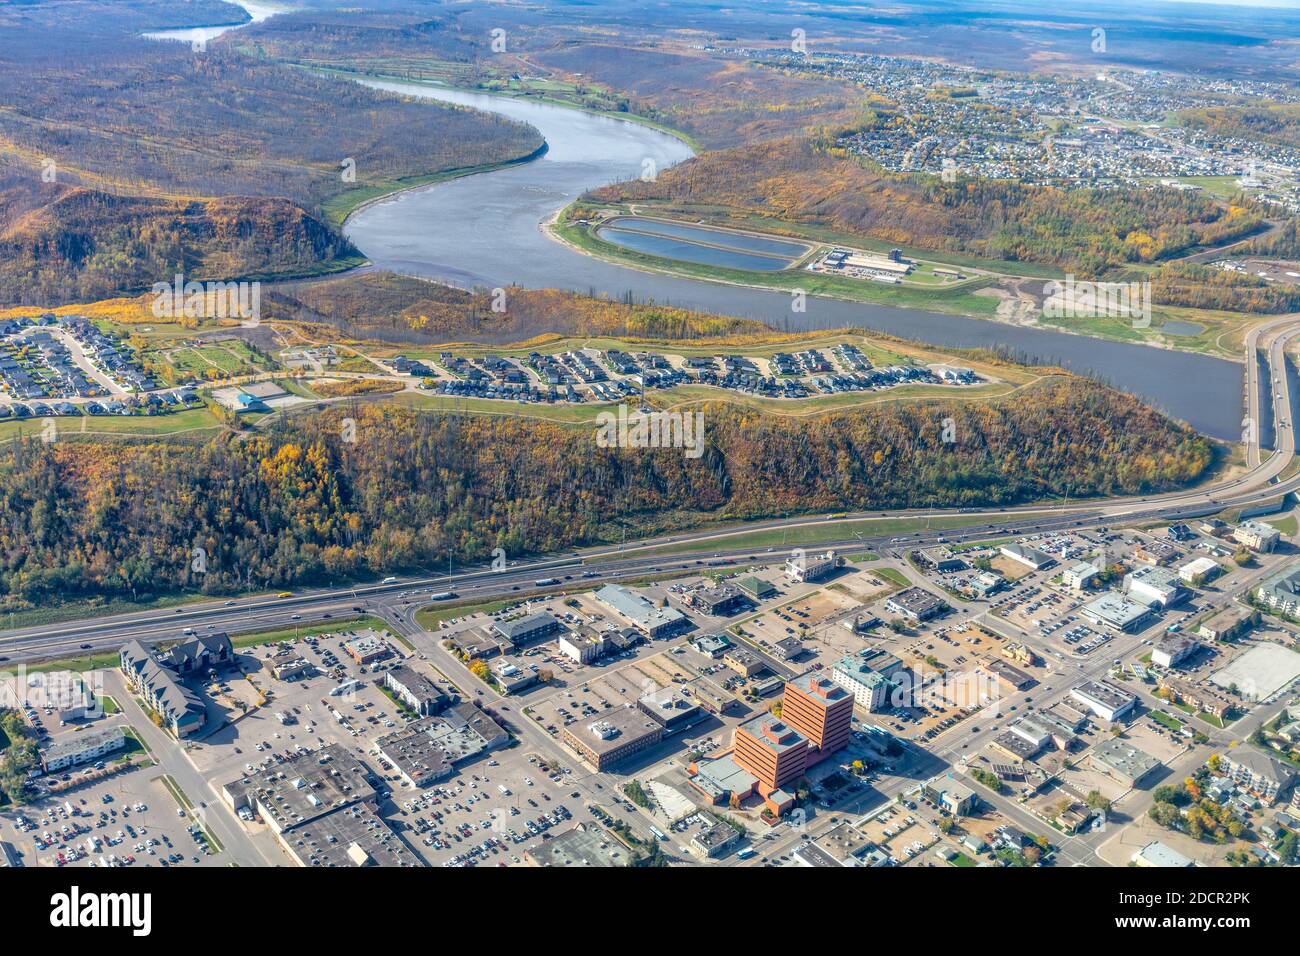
[2,317,1299,667]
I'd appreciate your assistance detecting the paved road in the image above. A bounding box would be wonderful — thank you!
[106,671,279,867]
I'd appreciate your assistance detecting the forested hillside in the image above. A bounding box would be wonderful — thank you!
[0,0,543,306]
[264,272,770,343]
[0,175,357,307]
[591,136,1261,275]
[0,382,1212,611]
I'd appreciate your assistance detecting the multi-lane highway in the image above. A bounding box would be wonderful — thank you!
[3,317,1299,668]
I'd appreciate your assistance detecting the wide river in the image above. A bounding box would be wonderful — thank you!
[345,81,1242,439]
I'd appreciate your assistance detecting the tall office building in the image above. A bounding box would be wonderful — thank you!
[782,673,854,760]
[733,714,809,791]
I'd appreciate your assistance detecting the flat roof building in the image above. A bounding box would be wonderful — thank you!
[885,587,949,622]
[384,665,449,716]
[561,706,663,771]
[40,726,126,774]
[1080,593,1154,633]
[1234,520,1282,553]
[1152,634,1201,669]
[523,824,629,867]
[1070,680,1138,722]
[1090,737,1161,787]
[637,685,706,736]
[832,654,898,713]
[595,585,688,639]
[784,550,839,584]
[782,673,853,759]
[1132,841,1196,868]
[1124,565,1189,609]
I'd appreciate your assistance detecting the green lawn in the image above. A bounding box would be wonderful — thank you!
[597,513,1047,562]
[1150,709,1185,731]
[416,598,516,630]
[229,615,390,650]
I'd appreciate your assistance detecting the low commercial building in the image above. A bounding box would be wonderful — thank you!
[523,824,629,867]
[1063,562,1099,591]
[916,546,966,573]
[222,744,422,868]
[691,634,731,658]
[784,550,840,584]
[342,633,391,665]
[637,685,706,736]
[384,665,449,716]
[981,658,1036,692]
[595,585,688,639]
[1090,738,1161,787]
[885,587,948,622]
[1070,680,1138,722]
[270,651,313,682]
[999,543,1056,571]
[685,675,742,716]
[736,576,777,600]
[923,773,977,816]
[685,583,748,617]
[1131,841,1196,868]
[492,611,563,648]
[492,658,539,696]
[1133,540,1182,566]
[449,628,511,661]
[557,629,614,664]
[1080,593,1153,633]
[723,647,763,677]
[691,820,742,859]
[771,637,804,661]
[376,724,453,788]
[561,706,663,771]
[1124,565,1189,609]
[1178,556,1222,586]
[1151,634,1202,669]
[1234,520,1282,553]
[40,726,126,774]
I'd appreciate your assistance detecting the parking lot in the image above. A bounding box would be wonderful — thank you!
[1,767,223,869]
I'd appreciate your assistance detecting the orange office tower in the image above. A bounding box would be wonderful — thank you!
[782,673,854,761]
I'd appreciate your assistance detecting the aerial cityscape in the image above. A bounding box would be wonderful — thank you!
[1,0,1298,926]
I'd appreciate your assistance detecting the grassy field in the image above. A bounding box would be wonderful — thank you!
[596,513,1046,561]
[415,597,517,630]
[0,406,226,444]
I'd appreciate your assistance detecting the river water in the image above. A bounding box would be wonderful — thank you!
[135,16,1242,441]
[344,81,1242,440]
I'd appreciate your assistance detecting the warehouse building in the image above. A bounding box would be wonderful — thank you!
[595,585,688,639]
